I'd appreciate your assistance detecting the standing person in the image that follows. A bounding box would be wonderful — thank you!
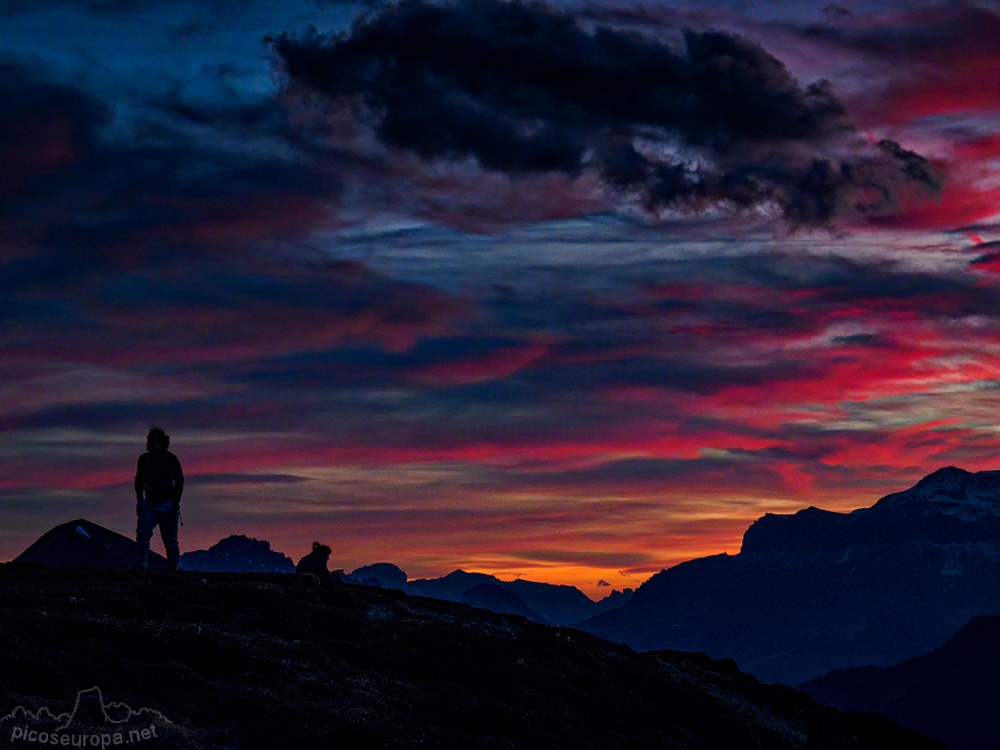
[134,426,184,570]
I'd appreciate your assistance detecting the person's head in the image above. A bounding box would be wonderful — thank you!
[312,542,332,559]
[146,426,169,453]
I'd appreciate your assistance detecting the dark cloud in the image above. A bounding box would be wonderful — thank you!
[516,453,816,498]
[0,257,468,373]
[268,0,940,226]
[0,61,348,267]
[823,4,851,21]
[0,63,109,201]
[971,251,1000,267]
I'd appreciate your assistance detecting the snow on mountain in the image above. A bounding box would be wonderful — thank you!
[873,466,1000,520]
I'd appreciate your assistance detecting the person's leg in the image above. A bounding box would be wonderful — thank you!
[156,509,180,570]
[135,505,158,567]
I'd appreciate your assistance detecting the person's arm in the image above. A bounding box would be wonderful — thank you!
[170,453,184,504]
[134,455,145,502]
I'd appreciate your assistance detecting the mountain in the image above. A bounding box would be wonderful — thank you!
[594,586,634,613]
[348,562,407,588]
[0,564,946,749]
[13,521,619,625]
[742,466,1000,554]
[403,569,629,625]
[505,577,614,624]
[579,466,1000,685]
[460,583,549,623]
[178,534,295,573]
[404,568,498,601]
[13,519,168,569]
[802,615,1000,750]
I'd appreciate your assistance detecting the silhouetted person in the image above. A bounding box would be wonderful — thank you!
[296,542,334,578]
[134,426,184,570]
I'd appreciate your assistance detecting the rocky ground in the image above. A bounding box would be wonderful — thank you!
[0,564,945,749]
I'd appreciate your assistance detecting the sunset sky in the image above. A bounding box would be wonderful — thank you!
[4,0,1000,596]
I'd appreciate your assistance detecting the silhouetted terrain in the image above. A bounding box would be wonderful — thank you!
[14,523,630,625]
[460,582,549,623]
[348,562,408,588]
[404,568,630,625]
[13,519,168,569]
[580,466,1000,684]
[0,564,944,749]
[179,535,294,573]
[802,614,1000,750]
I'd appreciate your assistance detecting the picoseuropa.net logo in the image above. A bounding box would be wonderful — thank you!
[2,687,173,747]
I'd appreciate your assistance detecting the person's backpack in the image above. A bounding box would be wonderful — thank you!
[143,453,176,503]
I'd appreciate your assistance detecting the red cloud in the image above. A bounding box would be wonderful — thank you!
[3,260,470,368]
[411,339,554,385]
[953,133,1000,162]
[867,178,1000,231]
[836,8,1000,126]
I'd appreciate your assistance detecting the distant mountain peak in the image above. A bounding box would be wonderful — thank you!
[913,465,977,494]
[920,464,970,480]
[179,534,294,573]
[877,466,1000,518]
[208,535,276,556]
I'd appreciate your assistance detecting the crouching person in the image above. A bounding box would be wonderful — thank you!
[296,542,338,579]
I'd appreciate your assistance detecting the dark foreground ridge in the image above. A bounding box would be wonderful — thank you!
[0,565,943,750]
[802,614,1000,750]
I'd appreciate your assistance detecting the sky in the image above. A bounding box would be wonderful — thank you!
[3,0,1000,597]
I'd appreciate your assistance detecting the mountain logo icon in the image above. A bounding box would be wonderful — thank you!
[2,686,175,746]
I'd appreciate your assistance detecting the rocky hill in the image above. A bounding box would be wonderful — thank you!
[801,614,1000,750]
[13,519,168,569]
[348,562,408,588]
[0,564,943,749]
[178,535,295,573]
[580,466,1000,685]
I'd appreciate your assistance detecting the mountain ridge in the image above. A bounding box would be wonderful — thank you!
[579,465,1000,684]
[801,613,1000,750]
[11,521,631,625]
[742,466,1000,555]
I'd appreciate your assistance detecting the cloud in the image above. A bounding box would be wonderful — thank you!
[0,60,350,270]
[808,5,1000,125]
[268,0,940,227]
[0,63,109,241]
[191,473,310,485]
[1,258,469,377]
[0,63,103,174]
[509,548,657,567]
